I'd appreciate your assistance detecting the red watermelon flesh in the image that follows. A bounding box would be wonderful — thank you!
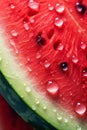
[0,0,87,121]
[0,94,34,130]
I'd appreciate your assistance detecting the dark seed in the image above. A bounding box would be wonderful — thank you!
[60,62,68,71]
[76,2,86,14]
[36,34,46,45]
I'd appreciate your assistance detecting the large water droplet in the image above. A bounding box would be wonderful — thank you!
[11,30,18,37]
[54,18,64,28]
[55,3,65,14]
[47,80,59,96]
[75,102,86,116]
[48,4,54,11]
[72,55,79,63]
[80,42,86,50]
[28,1,40,12]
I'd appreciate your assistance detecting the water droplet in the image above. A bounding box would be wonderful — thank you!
[60,62,68,72]
[11,30,18,37]
[75,102,86,116]
[54,18,64,28]
[76,126,82,130]
[23,22,29,30]
[25,86,31,93]
[76,2,86,14]
[30,18,35,23]
[80,42,86,50]
[43,106,47,110]
[64,118,68,123]
[82,68,87,77]
[10,40,18,54]
[28,1,40,12]
[72,55,79,63]
[47,80,59,96]
[48,4,54,11]
[57,43,64,50]
[36,100,40,105]
[10,3,15,9]
[57,114,62,120]
[55,3,65,14]
[44,60,50,68]
[36,52,41,59]
[32,105,36,111]
[0,57,2,62]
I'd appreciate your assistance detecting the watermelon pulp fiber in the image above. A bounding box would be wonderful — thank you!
[0,0,87,130]
[0,94,34,130]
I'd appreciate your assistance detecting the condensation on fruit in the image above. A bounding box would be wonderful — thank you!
[23,22,29,30]
[25,86,31,93]
[36,52,41,59]
[72,55,79,64]
[48,4,54,11]
[57,113,62,121]
[75,102,86,116]
[30,18,35,23]
[80,42,86,50]
[28,0,40,12]
[54,18,64,28]
[43,60,51,68]
[64,118,68,123]
[55,3,65,14]
[10,40,19,54]
[57,43,64,51]
[76,126,82,130]
[46,80,59,96]
[9,3,15,9]
[11,30,18,37]
[82,68,87,77]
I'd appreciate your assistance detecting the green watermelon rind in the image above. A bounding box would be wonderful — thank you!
[0,27,86,130]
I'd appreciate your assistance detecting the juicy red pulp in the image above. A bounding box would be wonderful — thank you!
[1,0,87,119]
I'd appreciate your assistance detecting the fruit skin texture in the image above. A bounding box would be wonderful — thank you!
[0,94,34,130]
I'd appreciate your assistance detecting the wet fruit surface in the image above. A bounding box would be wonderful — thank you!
[1,0,87,120]
[0,95,34,130]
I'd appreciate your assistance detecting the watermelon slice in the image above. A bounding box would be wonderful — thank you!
[0,0,87,130]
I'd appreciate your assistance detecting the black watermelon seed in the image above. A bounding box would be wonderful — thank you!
[76,2,86,14]
[36,34,46,45]
[60,62,68,72]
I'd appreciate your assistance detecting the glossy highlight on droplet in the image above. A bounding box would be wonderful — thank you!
[28,0,40,12]
[75,102,86,116]
[54,18,64,28]
[55,3,65,14]
[47,80,59,96]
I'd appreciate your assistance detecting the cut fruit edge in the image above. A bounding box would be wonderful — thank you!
[0,26,86,130]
